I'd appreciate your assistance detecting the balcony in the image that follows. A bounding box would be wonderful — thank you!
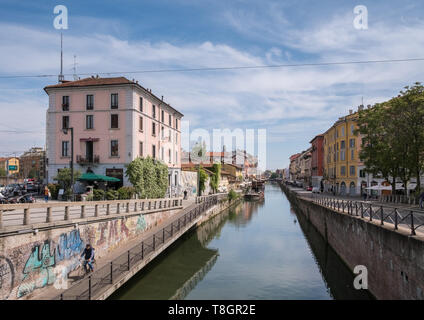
[62,103,69,111]
[76,155,100,165]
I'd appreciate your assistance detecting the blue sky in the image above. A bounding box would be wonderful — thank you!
[1,0,424,169]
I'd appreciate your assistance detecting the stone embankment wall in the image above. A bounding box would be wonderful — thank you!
[280,183,424,300]
[0,207,177,300]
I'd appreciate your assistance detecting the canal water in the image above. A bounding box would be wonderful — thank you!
[110,183,374,300]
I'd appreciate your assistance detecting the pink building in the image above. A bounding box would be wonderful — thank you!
[44,76,183,195]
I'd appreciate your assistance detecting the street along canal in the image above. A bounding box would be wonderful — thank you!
[110,183,373,300]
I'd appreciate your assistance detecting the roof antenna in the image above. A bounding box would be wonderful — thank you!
[58,32,65,83]
[72,54,78,81]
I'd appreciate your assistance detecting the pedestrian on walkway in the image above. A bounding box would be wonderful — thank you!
[419,191,424,209]
[362,190,367,201]
[183,189,188,200]
[44,186,49,203]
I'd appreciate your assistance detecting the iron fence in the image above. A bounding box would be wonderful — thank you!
[314,197,424,236]
[56,194,220,300]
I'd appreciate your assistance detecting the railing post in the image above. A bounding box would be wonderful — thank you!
[106,203,110,215]
[171,223,173,237]
[153,235,155,250]
[23,208,30,225]
[134,202,137,212]
[60,294,63,300]
[128,250,131,271]
[117,203,120,214]
[411,211,416,236]
[369,204,373,221]
[94,204,99,217]
[380,206,384,225]
[394,209,398,230]
[88,276,92,300]
[361,203,364,218]
[46,207,52,223]
[141,241,144,260]
[126,202,130,213]
[81,205,85,218]
[178,219,180,230]
[163,228,165,242]
[110,262,113,284]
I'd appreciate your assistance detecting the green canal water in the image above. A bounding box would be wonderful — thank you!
[110,183,374,300]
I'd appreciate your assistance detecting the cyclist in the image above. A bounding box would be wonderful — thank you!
[80,244,95,273]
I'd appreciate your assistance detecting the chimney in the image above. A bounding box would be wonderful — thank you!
[161,96,163,101]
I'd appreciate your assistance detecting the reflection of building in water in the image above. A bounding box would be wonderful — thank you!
[291,205,374,300]
[170,254,218,300]
[196,206,234,246]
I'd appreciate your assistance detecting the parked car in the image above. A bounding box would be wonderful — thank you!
[306,186,313,191]
[312,187,321,193]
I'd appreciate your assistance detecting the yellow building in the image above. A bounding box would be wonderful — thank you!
[0,157,20,176]
[323,109,362,196]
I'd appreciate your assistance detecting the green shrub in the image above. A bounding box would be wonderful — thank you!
[93,189,106,201]
[106,189,119,200]
[86,194,94,201]
[228,189,239,201]
[47,183,60,200]
[117,186,136,200]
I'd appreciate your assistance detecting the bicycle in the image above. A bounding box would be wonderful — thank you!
[78,258,97,278]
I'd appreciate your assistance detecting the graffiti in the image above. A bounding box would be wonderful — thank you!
[0,257,15,300]
[136,214,147,232]
[17,241,56,298]
[121,220,130,238]
[109,220,119,243]
[97,222,109,247]
[56,230,85,262]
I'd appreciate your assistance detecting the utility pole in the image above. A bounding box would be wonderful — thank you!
[63,127,74,200]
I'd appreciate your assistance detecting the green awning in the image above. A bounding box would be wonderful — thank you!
[78,172,120,182]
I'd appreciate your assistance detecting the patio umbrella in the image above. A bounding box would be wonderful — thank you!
[78,172,120,182]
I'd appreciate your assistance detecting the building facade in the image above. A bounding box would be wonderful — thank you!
[310,134,324,189]
[44,76,183,195]
[19,147,46,182]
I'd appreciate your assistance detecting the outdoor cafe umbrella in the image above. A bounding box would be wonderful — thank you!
[77,172,120,182]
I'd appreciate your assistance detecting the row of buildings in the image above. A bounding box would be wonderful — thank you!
[42,75,258,197]
[289,105,388,197]
[0,147,46,183]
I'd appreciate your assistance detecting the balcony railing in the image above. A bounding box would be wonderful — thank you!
[76,155,100,164]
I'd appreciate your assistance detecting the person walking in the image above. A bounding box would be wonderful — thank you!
[183,189,188,200]
[44,186,49,203]
[419,191,424,209]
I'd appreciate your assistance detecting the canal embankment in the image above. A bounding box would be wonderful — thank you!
[279,182,424,300]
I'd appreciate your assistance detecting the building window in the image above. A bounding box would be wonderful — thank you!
[359,169,366,178]
[169,129,171,142]
[341,140,345,149]
[86,115,94,129]
[175,118,178,130]
[111,140,119,157]
[139,116,143,131]
[86,95,94,110]
[176,151,178,164]
[350,124,355,135]
[161,110,164,122]
[111,93,118,109]
[62,96,69,111]
[341,150,345,161]
[349,138,355,148]
[161,126,164,139]
[139,97,143,112]
[152,122,156,136]
[139,141,143,157]
[175,132,178,144]
[168,149,171,163]
[62,116,69,129]
[61,141,69,157]
[152,145,156,159]
[152,105,156,118]
[350,166,356,176]
[111,114,119,129]
[341,166,346,176]
[341,127,345,137]
[161,147,164,160]
[169,114,171,126]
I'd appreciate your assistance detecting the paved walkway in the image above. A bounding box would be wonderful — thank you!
[32,197,197,300]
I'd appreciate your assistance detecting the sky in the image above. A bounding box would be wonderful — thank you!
[1,0,424,169]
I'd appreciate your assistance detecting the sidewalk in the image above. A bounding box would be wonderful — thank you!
[32,197,197,300]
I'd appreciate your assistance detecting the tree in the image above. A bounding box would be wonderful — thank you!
[125,156,169,198]
[209,163,221,193]
[198,166,208,195]
[53,168,81,191]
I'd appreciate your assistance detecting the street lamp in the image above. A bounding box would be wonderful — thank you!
[63,127,74,201]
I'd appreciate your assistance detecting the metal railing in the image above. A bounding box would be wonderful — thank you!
[314,197,424,236]
[0,198,183,229]
[56,194,220,300]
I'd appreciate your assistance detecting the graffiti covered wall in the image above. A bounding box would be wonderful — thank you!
[0,208,175,300]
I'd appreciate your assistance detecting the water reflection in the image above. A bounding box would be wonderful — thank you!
[111,183,374,300]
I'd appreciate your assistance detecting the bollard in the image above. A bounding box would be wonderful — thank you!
[23,208,31,225]
[81,205,85,218]
[106,204,110,215]
[94,204,99,217]
[117,203,120,214]
[46,207,52,223]
[134,202,137,212]
[126,202,130,213]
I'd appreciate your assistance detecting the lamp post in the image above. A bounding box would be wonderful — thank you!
[63,127,74,201]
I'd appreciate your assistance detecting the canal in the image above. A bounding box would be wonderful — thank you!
[110,183,374,300]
